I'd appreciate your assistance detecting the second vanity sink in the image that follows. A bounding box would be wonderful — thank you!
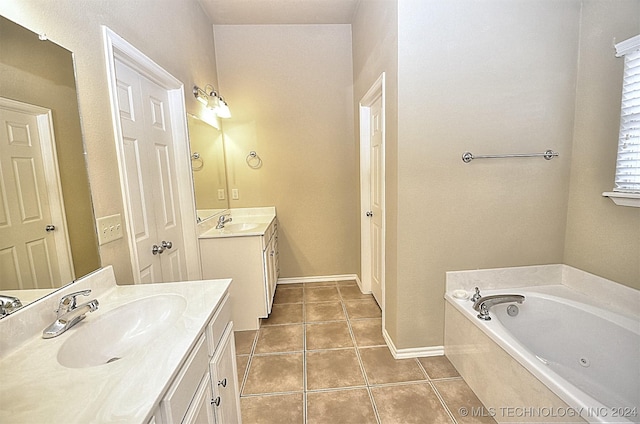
[57,294,187,368]
[222,222,259,232]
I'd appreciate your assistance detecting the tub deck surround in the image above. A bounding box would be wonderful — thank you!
[0,266,232,423]
[444,265,640,424]
[197,207,276,239]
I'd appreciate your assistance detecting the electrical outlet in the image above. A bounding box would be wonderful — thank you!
[96,214,124,245]
[232,188,239,200]
[217,189,226,200]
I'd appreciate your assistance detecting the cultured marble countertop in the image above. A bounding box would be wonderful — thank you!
[198,207,276,239]
[0,278,232,423]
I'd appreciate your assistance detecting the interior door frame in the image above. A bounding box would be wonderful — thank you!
[0,96,74,285]
[359,72,386,311]
[102,27,201,283]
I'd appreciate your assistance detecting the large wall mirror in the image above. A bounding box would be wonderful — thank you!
[0,15,100,310]
[187,114,229,220]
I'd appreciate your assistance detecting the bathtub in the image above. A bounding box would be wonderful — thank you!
[445,287,640,424]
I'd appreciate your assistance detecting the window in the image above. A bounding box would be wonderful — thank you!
[603,34,640,207]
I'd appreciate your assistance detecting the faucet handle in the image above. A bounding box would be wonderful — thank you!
[57,289,91,314]
[470,287,482,303]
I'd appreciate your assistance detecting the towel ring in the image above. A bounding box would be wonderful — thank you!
[246,151,262,169]
[191,152,204,171]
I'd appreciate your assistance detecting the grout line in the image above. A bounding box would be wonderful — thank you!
[428,379,459,424]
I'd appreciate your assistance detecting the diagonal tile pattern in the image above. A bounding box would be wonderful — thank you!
[234,280,496,424]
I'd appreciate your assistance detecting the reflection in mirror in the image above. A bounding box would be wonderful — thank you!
[0,15,100,311]
[187,113,229,220]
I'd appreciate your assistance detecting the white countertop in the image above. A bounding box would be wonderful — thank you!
[0,277,231,423]
[198,207,276,239]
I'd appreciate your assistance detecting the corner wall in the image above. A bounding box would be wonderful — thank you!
[564,0,640,289]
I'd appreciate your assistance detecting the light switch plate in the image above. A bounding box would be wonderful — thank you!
[232,188,239,200]
[217,189,226,200]
[96,214,123,245]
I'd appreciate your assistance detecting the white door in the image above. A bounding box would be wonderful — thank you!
[114,60,186,283]
[0,98,73,289]
[360,74,385,310]
[368,94,384,305]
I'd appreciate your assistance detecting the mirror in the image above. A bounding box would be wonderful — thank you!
[0,16,100,308]
[187,113,230,220]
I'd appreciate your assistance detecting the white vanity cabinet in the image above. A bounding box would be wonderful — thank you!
[199,218,279,330]
[151,293,242,424]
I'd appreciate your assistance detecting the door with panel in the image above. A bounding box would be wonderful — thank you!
[0,99,73,289]
[114,60,187,283]
[368,94,384,306]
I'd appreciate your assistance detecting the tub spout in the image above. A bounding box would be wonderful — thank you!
[473,294,525,321]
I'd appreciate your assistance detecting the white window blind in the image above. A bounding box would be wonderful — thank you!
[614,35,640,193]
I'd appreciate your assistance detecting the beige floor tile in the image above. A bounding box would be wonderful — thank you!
[434,379,497,424]
[306,349,366,390]
[273,287,303,304]
[372,383,454,424]
[303,281,336,287]
[234,330,257,355]
[418,355,460,379]
[254,324,304,354]
[260,303,303,326]
[343,298,381,319]
[236,355,249,388]
[305,321,353,350]
[241,393,304,424]
[336,279,358,286]
[306,389,378,424]
[339,284,374,300]
[242,353,304,395]
[305,301,346,322]
[304,286,340,302]
[359,347,426,384]
[350,319,386,347]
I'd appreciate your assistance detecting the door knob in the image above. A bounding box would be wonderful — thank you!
[365,211,373,217]
[152,244,165,255]
[161,240,173,249]
[45,225,56,232]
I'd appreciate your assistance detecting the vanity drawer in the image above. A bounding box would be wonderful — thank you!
[206,293,231,355]
[161,335,208,424]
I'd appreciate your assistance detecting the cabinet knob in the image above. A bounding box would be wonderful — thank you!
[45,225,56,232]
[218,378,227,388]
[152,244,165,255]
[365,211,373,217]
[211,396,221,406]
[162,240,173,249]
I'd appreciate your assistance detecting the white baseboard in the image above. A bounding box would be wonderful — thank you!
[382,328,444,359]
[277,274,365,291]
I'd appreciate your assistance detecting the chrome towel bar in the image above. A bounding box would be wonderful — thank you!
[461,149,558,163]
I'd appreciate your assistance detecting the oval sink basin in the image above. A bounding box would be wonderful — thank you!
[223,222,259,232]
[57,294,186,368]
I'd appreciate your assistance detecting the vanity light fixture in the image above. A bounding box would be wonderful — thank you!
[193,84,232,119]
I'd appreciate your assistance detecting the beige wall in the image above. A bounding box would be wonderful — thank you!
[394,0,581,348]
[564,0,640,288]
[351,0,400,345]
[213,24,359,278]
[0,0,221,284]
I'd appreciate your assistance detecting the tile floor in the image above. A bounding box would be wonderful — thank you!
[234,280,496,424]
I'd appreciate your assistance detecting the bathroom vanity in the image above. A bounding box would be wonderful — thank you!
[198,207,279,330]
[0,266,241,424]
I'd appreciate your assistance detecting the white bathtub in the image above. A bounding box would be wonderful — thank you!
[445,287,640,424]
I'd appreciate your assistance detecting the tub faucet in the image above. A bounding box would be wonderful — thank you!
[215,214,232,229]
[42,290,99,339]
[473,294,525,321]
[0,295,23,317]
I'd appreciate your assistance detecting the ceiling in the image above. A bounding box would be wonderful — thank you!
[198,0,361,25]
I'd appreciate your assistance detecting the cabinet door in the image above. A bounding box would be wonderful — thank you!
[210,324,242,424]
[182,374,216,424]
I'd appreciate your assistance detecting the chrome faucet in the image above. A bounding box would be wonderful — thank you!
[473,294,525,321]
[42,290,99,339]
[215,213,232,229]
[0,295,23,317]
